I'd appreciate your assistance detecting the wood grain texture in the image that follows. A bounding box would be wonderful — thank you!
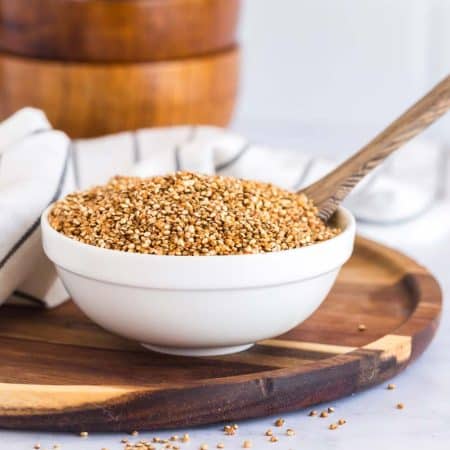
[0,237,441,431]
[0,0,240,62]
[0,48,239,138]
[302,74,450,221]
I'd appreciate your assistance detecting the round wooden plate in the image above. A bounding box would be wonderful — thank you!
[0,237,441,431]
[0,48,239,138]
[0,0,240,62]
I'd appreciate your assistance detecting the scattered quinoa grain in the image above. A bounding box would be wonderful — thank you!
[79,431,88,438]
[49,172,340,256]
[200,444,208,450]
[170,436,179,441]
[319,411,328,418]
[327,407,335,413]
[358,324,366,332]
[269,436,278,443]
[242,440,252,448]
[396,403,405,409]
[308,410,318,417]
[131,431,139,437]
[217,444,225,449]
[223,425,235,436]
[265,429,273,436]
[286,428,295,436]
[274,418,285,427]
[387,383,396,390]
[232,424,239,430]
[33,445,41,450]
[338,419,347,425]
[329,424,338,430]
[181,434,190,443]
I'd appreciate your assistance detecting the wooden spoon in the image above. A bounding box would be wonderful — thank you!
[301,75,450,221]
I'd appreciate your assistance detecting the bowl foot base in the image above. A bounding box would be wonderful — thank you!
[142,343,254,357]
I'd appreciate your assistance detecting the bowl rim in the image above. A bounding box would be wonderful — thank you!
[41,204,354,260]
[41,204,356,289]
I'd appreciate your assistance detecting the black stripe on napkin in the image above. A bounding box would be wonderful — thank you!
[174,146,182,171]
[70,140,81,189]
[215,142,251,172]
[132,132,141,163]
[12,290,45,306]
[0,142,71,270]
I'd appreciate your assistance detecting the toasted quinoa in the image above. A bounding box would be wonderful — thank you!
[48,172,340,256]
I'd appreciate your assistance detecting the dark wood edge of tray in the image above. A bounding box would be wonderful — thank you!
[0,237,442,431]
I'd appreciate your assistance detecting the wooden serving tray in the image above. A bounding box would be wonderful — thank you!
[0,0,240,62]
[0,47,238,138]
[0,237,441,431]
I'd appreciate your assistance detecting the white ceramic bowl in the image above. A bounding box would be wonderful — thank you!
[41,206,356,356]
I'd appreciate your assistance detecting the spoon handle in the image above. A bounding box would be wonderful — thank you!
[301,75,450,221]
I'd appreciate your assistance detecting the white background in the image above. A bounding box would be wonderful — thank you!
[235,0,450,139]
[2,1,450,449]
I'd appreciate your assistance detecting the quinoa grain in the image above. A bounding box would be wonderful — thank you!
[274,418,285,427]
[223,425,236,436]
[49,172,340,256]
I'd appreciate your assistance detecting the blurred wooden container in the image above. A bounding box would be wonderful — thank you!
[0,0,240,62]
[0,48,239,138]
[0,0,240,137]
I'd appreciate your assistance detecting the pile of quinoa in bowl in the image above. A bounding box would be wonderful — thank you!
[48,171,340,256]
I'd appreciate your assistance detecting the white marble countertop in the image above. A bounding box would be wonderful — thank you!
[2,124,449,449]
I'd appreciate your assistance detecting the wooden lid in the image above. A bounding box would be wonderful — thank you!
[0,0,240,62]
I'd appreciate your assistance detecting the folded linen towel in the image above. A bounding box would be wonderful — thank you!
[0,108,444,308]
[0,109,74,307]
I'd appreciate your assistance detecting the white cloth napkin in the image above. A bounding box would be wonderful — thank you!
[0,108,446,308]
